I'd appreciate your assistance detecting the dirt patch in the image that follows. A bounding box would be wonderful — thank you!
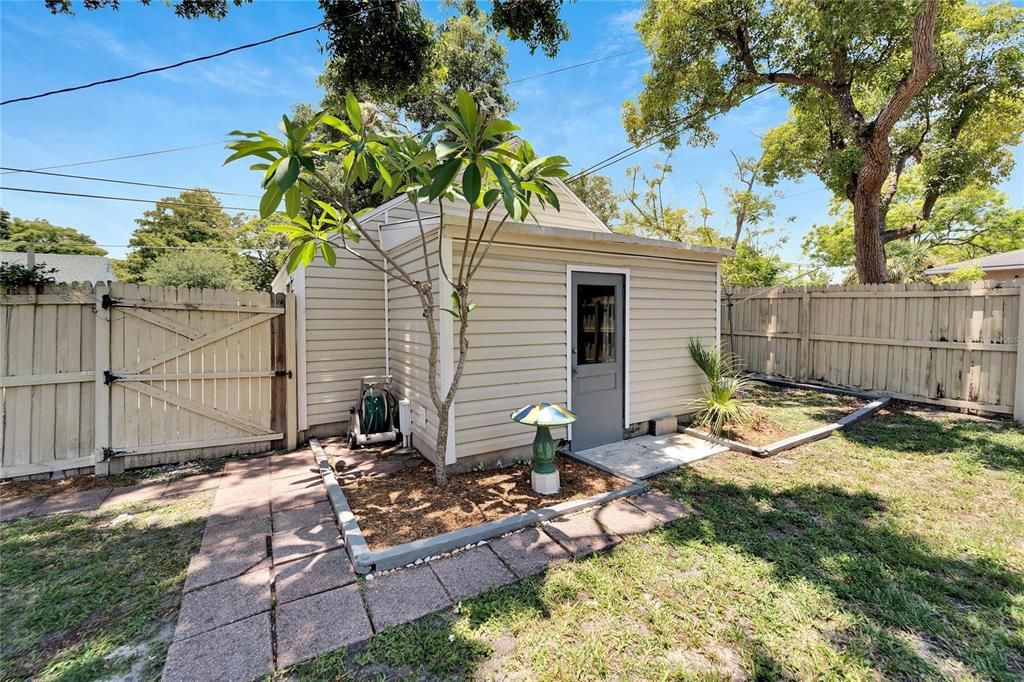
[339,457,628,549]
[719,382,867,447]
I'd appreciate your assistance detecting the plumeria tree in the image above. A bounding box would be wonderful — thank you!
[225,90,569,486]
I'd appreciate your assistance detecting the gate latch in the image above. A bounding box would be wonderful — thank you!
[274,369,293,379]
[103,370,121,385]
[100,447,125,461]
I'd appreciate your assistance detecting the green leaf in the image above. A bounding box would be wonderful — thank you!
[456,89,478,133]
[312,200,340,220]
[435,140,460,159]
[259,184,284,218]
[345,93,363,133]
[462,163,482,205]
[284,185,301,218]
[273,156,301,192]
[320,241,337,267]
[482,188,501,208]
[428,158,462,200]
[482,119,520,140]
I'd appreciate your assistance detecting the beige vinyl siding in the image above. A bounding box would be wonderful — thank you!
[299,217,387,429]
[450,236,719,459]
[387,235,443,461]
[382,179,607,233]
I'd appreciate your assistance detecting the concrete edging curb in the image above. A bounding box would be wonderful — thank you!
[310,438,649,574]
[682,382,891,457]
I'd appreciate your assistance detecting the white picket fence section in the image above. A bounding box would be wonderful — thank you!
[1,283,297,478]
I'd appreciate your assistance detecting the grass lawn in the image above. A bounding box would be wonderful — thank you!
[719,380,867,446]
[0,493,210,681]
[288,405,1024,681]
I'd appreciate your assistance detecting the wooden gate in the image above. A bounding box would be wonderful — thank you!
[2,283,297,478]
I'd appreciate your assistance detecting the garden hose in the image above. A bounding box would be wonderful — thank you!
[362,387,387,435]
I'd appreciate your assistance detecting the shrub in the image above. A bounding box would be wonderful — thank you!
[0,262,56,291]
[687,337,751,435]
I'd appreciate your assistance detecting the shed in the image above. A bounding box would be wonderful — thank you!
[924,248,1024,281]
[272,179,730,469]
[0,251,116,283]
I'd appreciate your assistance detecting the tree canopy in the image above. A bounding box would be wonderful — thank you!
[624,0,1024,283]
[569,174,620,227]
[0,209,107,255]
[143,250,240,288]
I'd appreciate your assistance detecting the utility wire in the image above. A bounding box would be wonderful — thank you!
[1,23,323,106]
[567,85,778,183]
[0,167,261,198]
[0,141,228,175]
[0,187,259,213]
[0,240,269,252]
[509,48,646,84]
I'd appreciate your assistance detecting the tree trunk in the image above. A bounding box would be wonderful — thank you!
[433,403,450,487]
[851,139,892,284]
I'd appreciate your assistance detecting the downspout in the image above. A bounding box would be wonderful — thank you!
[379,216,390,375]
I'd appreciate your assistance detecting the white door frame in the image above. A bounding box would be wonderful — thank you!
[565,264,631,442]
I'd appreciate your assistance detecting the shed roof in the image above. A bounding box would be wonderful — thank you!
[0,251,116,282]
[924,248,1024,275]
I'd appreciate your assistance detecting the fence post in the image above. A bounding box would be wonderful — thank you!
[93,283,121,476]
[285,292,299,450]
[1015,286,1024,425]
[798,290,811,381]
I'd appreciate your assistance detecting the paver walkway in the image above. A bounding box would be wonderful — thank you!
[575,432,725,479]
[0,444,699,682]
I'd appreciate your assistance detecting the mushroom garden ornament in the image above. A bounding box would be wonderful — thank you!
[510,402,576,495]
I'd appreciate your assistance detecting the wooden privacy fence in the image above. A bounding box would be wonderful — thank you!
[1,283,298,478]
[723,281,1024,420]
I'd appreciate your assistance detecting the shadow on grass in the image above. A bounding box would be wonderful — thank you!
[840,405,1024,473]
[0,497,208,681]
[658,469,1024,680]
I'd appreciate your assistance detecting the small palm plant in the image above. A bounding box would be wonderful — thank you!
[687,338,751,436]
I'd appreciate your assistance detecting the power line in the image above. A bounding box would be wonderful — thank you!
[0,141,228,175]
[0,187,259,213]
[1,23,322,106]
[0,167,261,198]
[567,85,778,183]
[509,48,646,84]
[0,240,268,252]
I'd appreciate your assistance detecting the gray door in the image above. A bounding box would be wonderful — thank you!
[571,271,625,451]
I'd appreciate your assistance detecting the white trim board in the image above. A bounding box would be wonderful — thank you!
[294,266,309,431]
[565,264,632,443]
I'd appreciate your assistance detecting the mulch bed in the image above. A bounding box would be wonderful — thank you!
[721,383,867,447]
[338,456,628,550]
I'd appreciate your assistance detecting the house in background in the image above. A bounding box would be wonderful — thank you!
[0,251,116,283]
[925,248,1024,281]
[273,179,730,470]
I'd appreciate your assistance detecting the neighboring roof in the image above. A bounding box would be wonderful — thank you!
[0,251,116,282]
[924,249,1024,276]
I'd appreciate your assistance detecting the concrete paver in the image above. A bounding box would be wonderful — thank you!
[543,510,622,557]
[162,472,223,497]
[488,527,571,578]
[271,522,343,565]
[174,566,271,639]
[161,612,272,682]
[274,547,356,604]
[592,498,663,537]
[270,474,326,511]
[627,492,696,525]
[363,565,452,631]
[206,499,271,527]
[275,584,373,667]
[272,500,332,534]
[30,488,111,516]
[0,495,45,522]
[429,546,516,602]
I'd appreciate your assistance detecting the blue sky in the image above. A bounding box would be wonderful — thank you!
[1,0,1021,264]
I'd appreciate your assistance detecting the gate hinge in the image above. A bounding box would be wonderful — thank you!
[274,369,293,379]
[100,447,125,461]
[101,293,117,309]
[103,370,121,385]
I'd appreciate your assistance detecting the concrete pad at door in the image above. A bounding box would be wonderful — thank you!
[429,547,516,602]
[161,612,272,682]
[489,527,571,578]
[543,511,622,557]
[591,498,662,537]
[30,488,111,516]
[364,565,452,631]
[174,566,271,639]
[274,548,356,604]
[275,584,373,667]
[627,492,695,525]
[271,523,343,565]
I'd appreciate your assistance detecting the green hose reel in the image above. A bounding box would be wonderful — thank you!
[362,387,387,434]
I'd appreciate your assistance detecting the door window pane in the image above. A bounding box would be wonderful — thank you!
[577,284,616,364]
